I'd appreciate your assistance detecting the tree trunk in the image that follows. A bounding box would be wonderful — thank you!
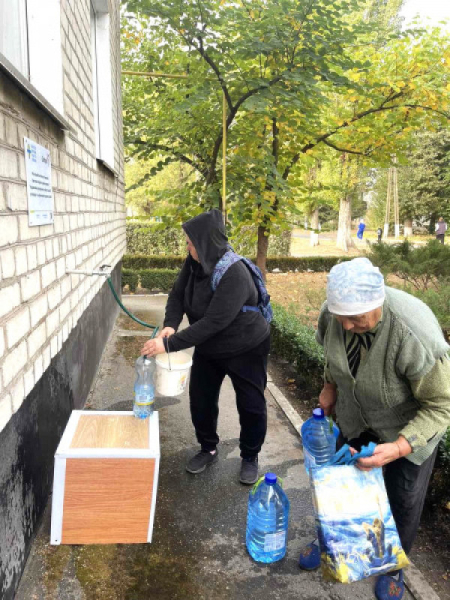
[336,197,354,252]
[256,225,269,279]
[311,208,319,230]
[404,218,413,237]
[310,208,319,245]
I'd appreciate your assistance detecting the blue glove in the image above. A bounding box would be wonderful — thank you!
[327,441,377,466]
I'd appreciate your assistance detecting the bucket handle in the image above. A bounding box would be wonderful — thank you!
[167,336,172,371]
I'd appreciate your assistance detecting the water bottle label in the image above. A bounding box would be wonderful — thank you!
[135,396,154,406]
[264,531,286,552]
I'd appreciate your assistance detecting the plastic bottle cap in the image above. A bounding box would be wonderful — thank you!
[312,407,325,420]
[265,473,277,485]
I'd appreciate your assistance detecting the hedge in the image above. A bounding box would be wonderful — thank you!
[138,269,178,292]
[126,222,186,255]
[124,255,185,270]
[123,254,350,273]
[122,268,178,293]
[270,302,324,394]
[125,221,290,257]
[122,269,139,292]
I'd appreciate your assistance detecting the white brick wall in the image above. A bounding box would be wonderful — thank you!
[6,307,30,349]
[0,284,21,320]
[3,342,28,387]
[1,248,15,279]
[21,270,41,302]
[0,0,125,433]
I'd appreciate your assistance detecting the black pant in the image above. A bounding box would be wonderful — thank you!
[436,234,445,244]
[339,432,437,554]
[189,336,269,459]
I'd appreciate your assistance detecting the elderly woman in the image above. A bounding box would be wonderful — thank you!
[299,257,450,600]
[141,209,270,485]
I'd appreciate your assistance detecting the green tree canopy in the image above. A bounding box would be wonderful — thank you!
[122,0,450,267]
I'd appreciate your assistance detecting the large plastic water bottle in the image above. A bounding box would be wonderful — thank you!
[246,473,290,563]
[301,408,336,474]
[133,355,155,419]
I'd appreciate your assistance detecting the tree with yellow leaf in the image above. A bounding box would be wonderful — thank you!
[122,0,450,271]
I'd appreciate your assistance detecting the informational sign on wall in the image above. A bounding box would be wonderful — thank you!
[24,137,54,226]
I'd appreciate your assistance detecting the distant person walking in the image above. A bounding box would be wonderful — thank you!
[435,217,447,244]
[357,220,366,240]
[377,227,382,243]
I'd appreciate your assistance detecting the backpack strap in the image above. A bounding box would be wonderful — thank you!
[211,249,243,291]
[211,249,272,322]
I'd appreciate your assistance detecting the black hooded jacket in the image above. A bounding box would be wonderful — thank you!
[163,210,270,358]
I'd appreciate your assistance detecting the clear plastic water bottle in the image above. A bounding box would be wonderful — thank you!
[301,408,336,474]
[246,473,290,563]
[133,355,155,419]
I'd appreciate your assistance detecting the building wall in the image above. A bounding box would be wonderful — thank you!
[0,1,125,597]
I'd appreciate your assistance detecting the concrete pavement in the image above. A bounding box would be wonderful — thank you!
[15,294,431,600]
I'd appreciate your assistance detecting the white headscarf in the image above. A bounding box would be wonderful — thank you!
[327,258,385,315]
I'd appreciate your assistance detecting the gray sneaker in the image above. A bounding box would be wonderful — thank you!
[240,457,259,485]
[186,449,219,474]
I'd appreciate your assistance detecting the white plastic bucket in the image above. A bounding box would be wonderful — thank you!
[155,351,192,397]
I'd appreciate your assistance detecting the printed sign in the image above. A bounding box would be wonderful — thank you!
[24,137,54,226]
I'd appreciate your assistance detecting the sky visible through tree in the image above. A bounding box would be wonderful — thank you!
[400,0,449,29]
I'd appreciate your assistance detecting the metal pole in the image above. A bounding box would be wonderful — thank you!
[222,90,227,221]
[393,157,400,238]
[384,168,392,239]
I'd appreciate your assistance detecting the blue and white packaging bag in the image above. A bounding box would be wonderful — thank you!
[310,465,409,583]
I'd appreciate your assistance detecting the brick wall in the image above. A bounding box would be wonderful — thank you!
[0,0,125,436]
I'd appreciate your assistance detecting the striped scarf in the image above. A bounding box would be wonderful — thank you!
[346,331,376,378]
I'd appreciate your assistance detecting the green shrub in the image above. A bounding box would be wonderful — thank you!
[270,303,324,393]
[408,284,450,337]
[368,239,450,291]
[138,269,179,292]
[123,254,350,273]
[427,428,450,509]
[124,255,186,270]
[231,227,291,257]
[126,221,292,258]
[126,222,186,255]
[122,269,139,292]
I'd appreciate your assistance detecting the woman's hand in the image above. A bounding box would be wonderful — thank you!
[158,327,175,338]
[319,383,337,416]
[141,337,166,357]
[353,436,412,471]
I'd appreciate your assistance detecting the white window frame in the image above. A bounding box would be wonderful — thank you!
[0,0,65,122]
[27,0,64,115]
[0,0,29,76]
[91,0,115,172]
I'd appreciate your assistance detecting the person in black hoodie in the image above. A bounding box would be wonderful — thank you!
[141,209,270,485]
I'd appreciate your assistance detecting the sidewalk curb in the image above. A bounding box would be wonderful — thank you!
[266,376,442,600]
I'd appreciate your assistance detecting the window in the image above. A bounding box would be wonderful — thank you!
[0,0,29,76]
[90,1,115,171]
[0,0,63,115]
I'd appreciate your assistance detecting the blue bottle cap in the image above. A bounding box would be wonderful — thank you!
[312,408,325,420]
[265,473,277,485]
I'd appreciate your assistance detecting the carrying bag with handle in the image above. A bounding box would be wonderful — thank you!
[310,444,409,583]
